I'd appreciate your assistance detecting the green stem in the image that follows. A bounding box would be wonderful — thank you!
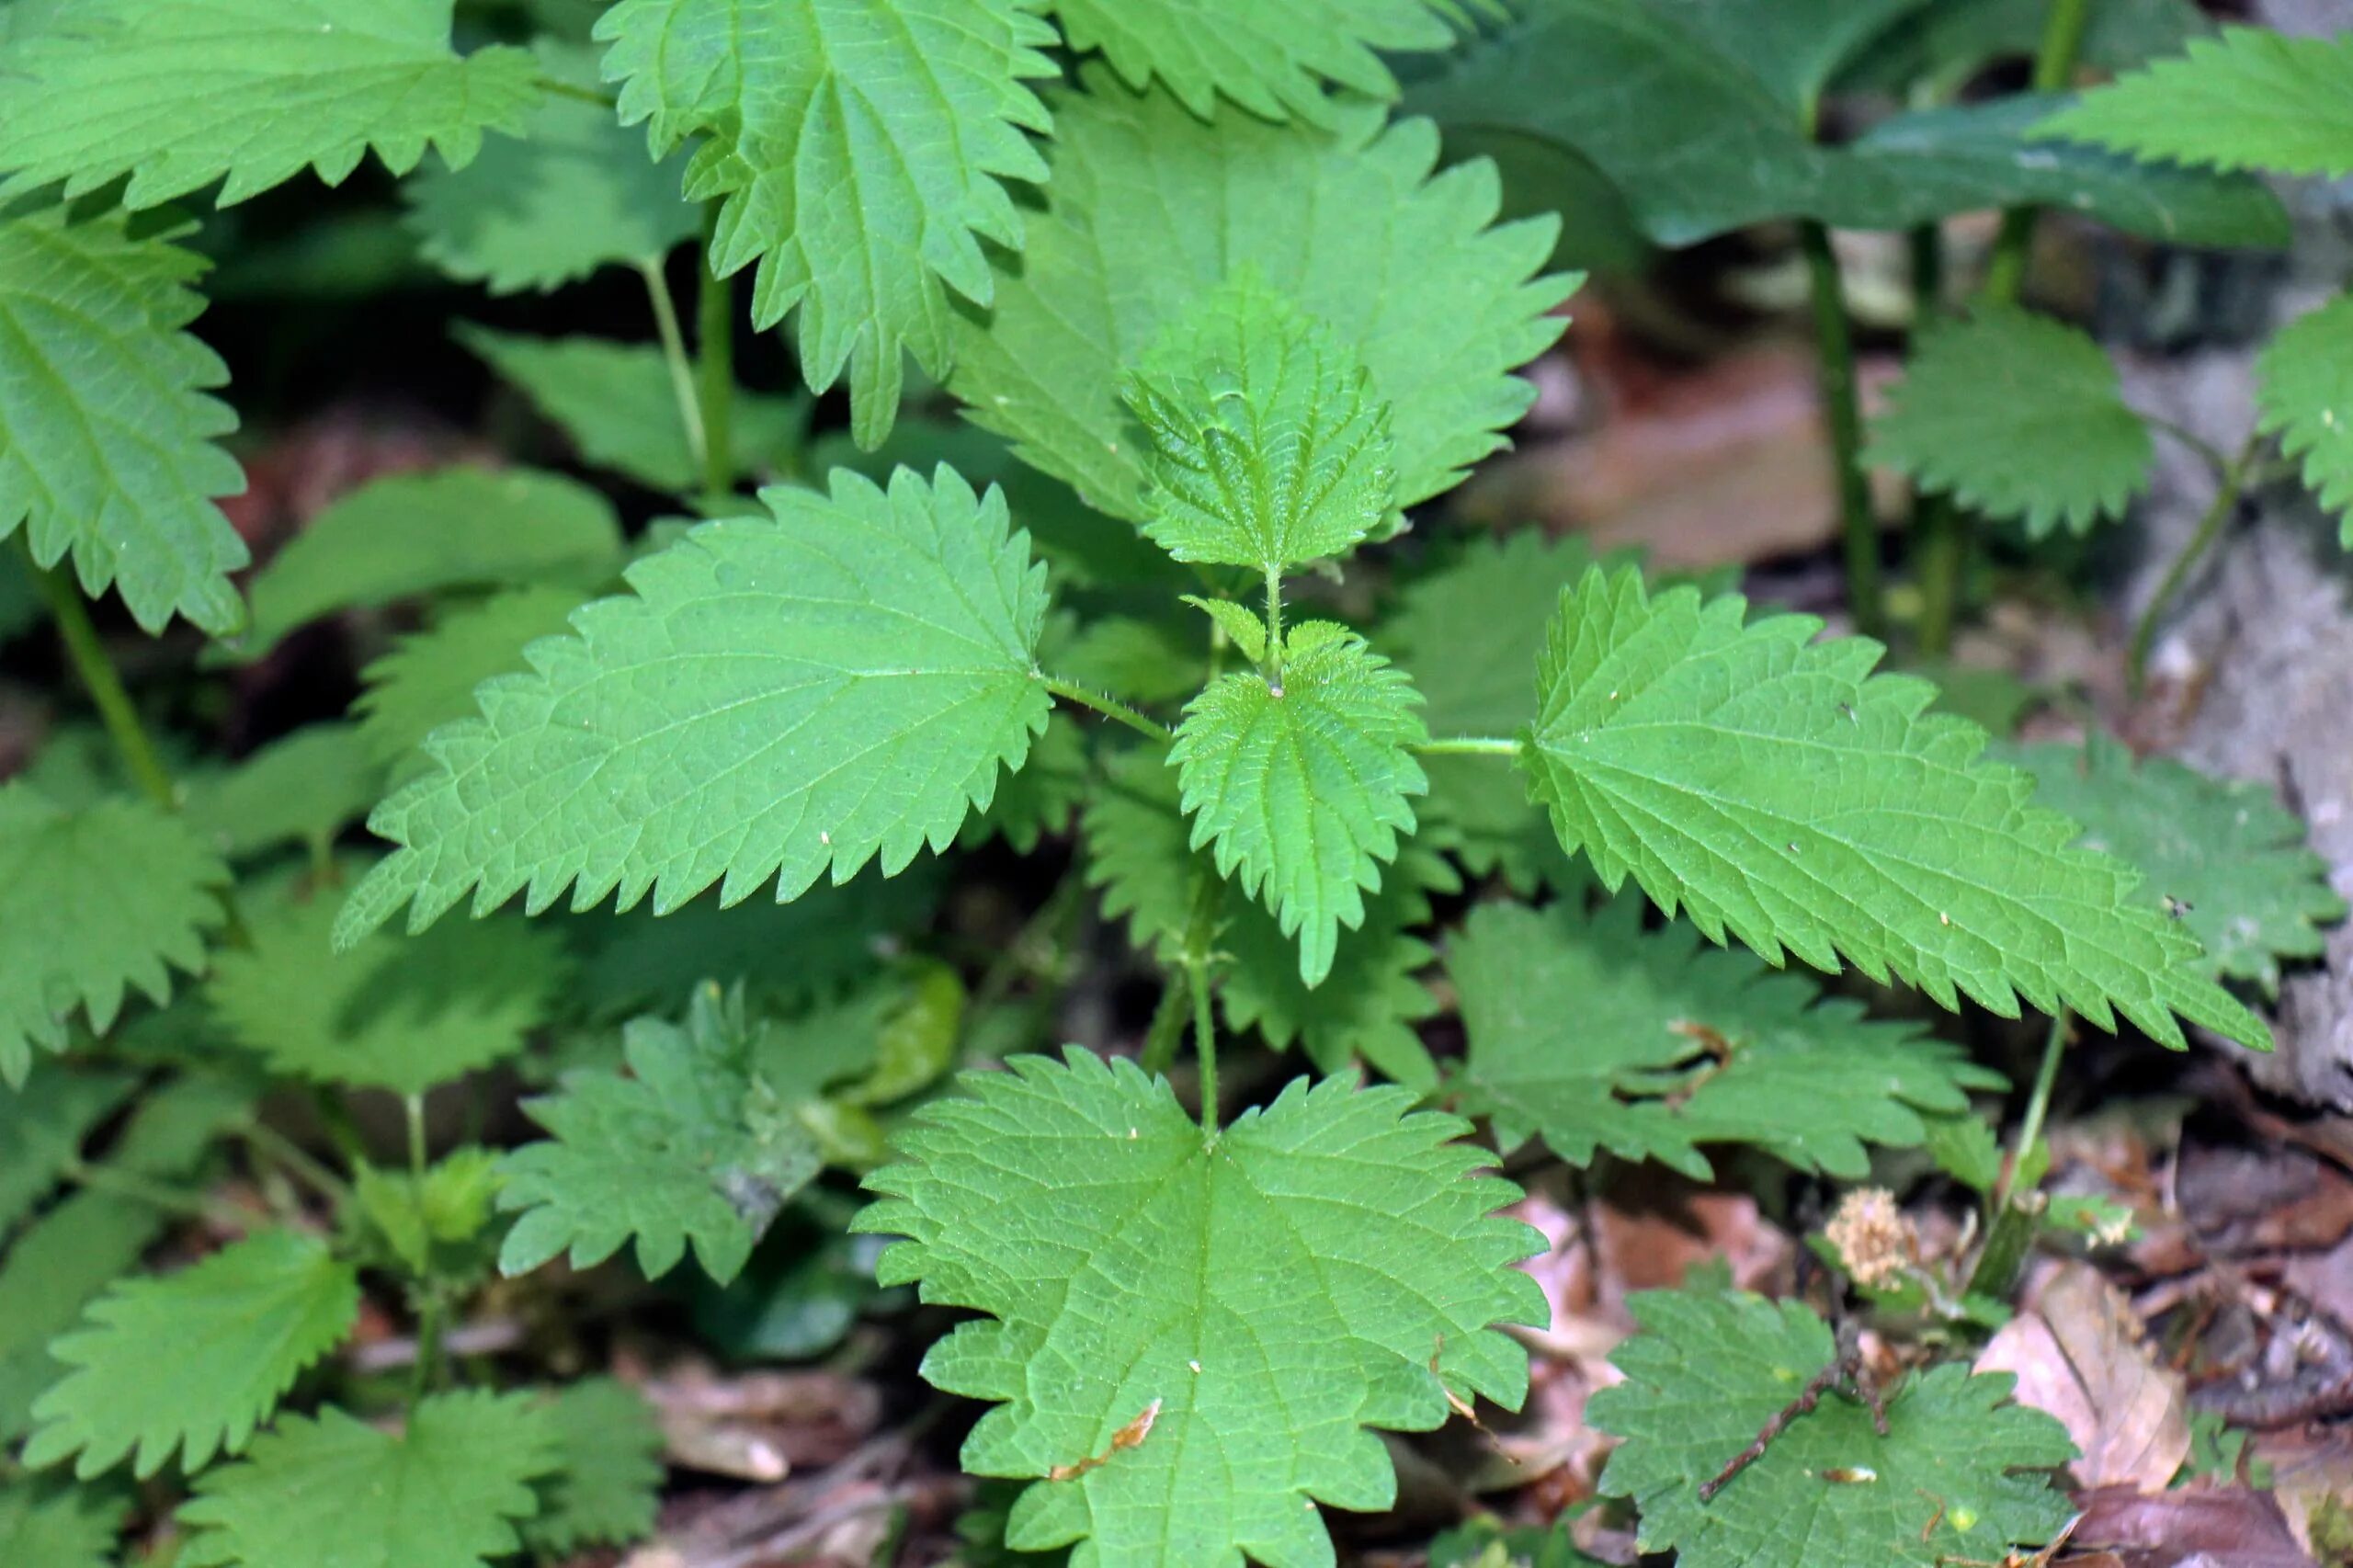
[1178,870,1223,1138]
[1982,0,2096,305]
[1263,566,1286,692]
[2144,414,2234,476]
[1996,1010,2071,1212]
[235,1121,353,1206]
[1908,222,1945,320]
[535,75,616,109]
[1915,496,1963,658]
[1139,975,1190,1077]
[64,1159,252,1230]
[1415,736,1522,757]
[17,538,176,811]
[407,1294,447,1408]
[696,204,736,504]
[1799,222,1884,640]
[637,256,707,475]
[2128,434,2258,696]
[404,1092,429,1176]
[1038,674,1176,744]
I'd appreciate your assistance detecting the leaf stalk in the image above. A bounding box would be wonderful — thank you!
[1039,674,1176,744]
[2127,433,2260,696]
[1798,222,1885,640]
[696,203,736,505]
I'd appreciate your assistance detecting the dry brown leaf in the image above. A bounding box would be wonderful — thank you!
[1978,1261,2190,1493]
[2070,1483,2316,1568]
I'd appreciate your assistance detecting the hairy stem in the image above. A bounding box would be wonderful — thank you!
[17,539,176,812]
[638,256,707,474]
[1415,736,1523,757]
[1039,674,1176,744]
[696,204,736,504]
[1139,974,1190,1077]
[1983,0,2096,304]
[1799,222,1885,640]
[1179,870,1223,1138]
[2129,434,2259,695]
[1263,566,1286,693]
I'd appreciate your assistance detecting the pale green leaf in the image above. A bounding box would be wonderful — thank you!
[182,723,385,862]
[0,783,229,1086]
[948,69,1572,521]
[1171,622,1428,986]
[1868,306,2153,537]
[1184,597,1269,669]
[0,1478,121,1568]
[1049,0,1460,124]
[1449,898,2003,1180]
[335,466,1051,946]
[25,1229,360,1480]
[235,465,622,661]
[0,1073,252,1442]
[1123,275,1398,573]
[2256,292,2353,540]
[458,324,809,493]
[525,1380,665,1556]
[180,1391,558,1568]
[2001,733,2345,995]
[2035,27,2353,177]
[1405,2,2288,248]
[0,0,542,208]
[500,983,821,1284]
[404,41,699,294]
[353,1149,501,1274]
[209,873,573,1094]
[355,585,586,777]
[1380,530,1616,892]
[0,1068,133,1233]
[595,0,1057,446]
[1590,1289,2075,1568]
[1524,567,2268,1050]
[856,1050,1546,1567]
[0,207,248,636]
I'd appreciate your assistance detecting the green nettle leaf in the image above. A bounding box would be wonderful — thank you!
[0,1069,134,1234]
[1172,623,1429,986]
[0,0,542,209]
[500,984,822,1285]
[182,723,385,863]
[1404,0,2288,250]
[948,68,1572,521]
[335,466,1051,946]
[180,1391,558,1568]
[1589,1290,2076,1568]
[355,585,586,777]
[457,325,808,494]
[2035,27,2353,177]
[209,878,573,1095]
[2256,293,2353,540]
[1448,899,2003,1180]
[0,208,248,636]
[1523,567,2268,1051]
[1049,0,1458,124]
[0,1478,121,1568]
[2001,733,2345,995]
[524,1380,665,1556]
[235,465,623,661]
[856,1051,1546,1567]
[0,1074,253,1442]
[26,1229,361,1480]
[595,0,1057,447]
[404,41,699,295]
[1124,278,1399,573]
[961,711,1088,855]
[1381,531,1618,892]
[0,784,230,1086]
[1867,306,2154,538]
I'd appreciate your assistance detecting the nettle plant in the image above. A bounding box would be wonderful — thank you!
[0,3,2344,1567]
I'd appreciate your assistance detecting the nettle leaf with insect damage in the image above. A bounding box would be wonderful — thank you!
[1999,733,2345,996]
[179,1391,557,1568]
[0,783,230,1087]
[1866,306,2154,539]
[0,0,542,210]
[2034,27,2353,178]
[1045,0,1465,125]
[2256,293,2353,543]
[1590,1289,2075,1568]
[0,208,248,637]
[25,1230,360,1481]
[335,466,1051,947]
[595,0,1058,447]
[1523,567,2268,1051]
[856,1051,1545,1568]
[1448,898,2003,1181]
[498,985,821,1286]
